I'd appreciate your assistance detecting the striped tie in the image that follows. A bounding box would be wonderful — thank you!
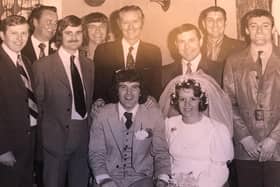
[17,54,38,126]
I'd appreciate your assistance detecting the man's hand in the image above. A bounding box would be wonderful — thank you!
[92,98,105,115]
[258,137,277,162]
[144,96,158,109]
[101,180,118,187]
[240,136,259,158]
[0,151,16,167]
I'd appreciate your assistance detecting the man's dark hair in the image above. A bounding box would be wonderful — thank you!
[243,9,274,29]
[0,15,28,33]
[198,6,227,34]
[55,15,82,47]
[111,69,148,104]
[81,12,109,46]
[118,5,144,20]
[27,5,57,33]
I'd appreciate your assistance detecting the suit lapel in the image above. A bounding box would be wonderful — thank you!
[52,53,71,91]
[0,47,26,90]
[79,55,92,109]
[107,104,124,154]
[115,40,125,69]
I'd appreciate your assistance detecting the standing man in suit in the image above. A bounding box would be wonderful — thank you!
[0,15,37,187]
[162,23,221,88]
[198,6,245,87]
[224,9,280,187]
[33,15,94,187]
[22,5,58,187]
[89,69,170,187]
[94,5,162,104]
[22,5,58,63]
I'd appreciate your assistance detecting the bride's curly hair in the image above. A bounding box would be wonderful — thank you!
[170,79,208,112]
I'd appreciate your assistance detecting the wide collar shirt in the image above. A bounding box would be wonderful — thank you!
[2,43,30,80]
[31,35,49,59]
[118,102,139,123]
[181,53,202,74]
[122,38,140,67]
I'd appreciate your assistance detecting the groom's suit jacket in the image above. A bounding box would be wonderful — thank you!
[89,103,171,179]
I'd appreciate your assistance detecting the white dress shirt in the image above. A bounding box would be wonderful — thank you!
[181,53,202,74]
[31,35,49,59]
[122,38,140,68]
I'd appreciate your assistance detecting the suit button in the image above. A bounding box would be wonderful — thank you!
[65,125,69,129]
[124,158,127,161]
[116,165,119,168]
[27,130,31,135]
[67,108,70,112]
[126,132,129,135]
[68,94,71,97]
[123,164,126,167]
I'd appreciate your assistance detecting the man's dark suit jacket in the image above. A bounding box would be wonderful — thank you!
[94,40,162,102]
[0,46,35,187]
[161,55,222,89]
[22,37,56,63]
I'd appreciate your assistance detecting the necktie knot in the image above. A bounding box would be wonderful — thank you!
[39,43,46,50]
[124,112,133,129]
[70,55,75,63]
[38,43,46,59]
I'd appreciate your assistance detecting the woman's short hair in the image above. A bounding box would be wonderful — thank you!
[171,79,208,112]
[110,69,148,104]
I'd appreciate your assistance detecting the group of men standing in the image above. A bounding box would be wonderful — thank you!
[0,3,280,187]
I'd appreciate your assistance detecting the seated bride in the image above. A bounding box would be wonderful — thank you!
[159,71,234,187]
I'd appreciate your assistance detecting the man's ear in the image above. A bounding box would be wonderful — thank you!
[0,31,4,41]
[245,27,249,35]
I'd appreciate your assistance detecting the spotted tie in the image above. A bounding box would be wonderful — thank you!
[126,46,135,70]
[38,43,46,59]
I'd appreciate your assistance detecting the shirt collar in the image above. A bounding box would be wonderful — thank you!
[122,38,140,51]
[31,35,49,49]
[181,53,202,72]
[1,43,19,65]
[118,102,139,121]
[59,47,79,61]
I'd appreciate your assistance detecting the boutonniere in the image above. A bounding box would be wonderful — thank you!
[135,124,153,140]
[50,42,58,51]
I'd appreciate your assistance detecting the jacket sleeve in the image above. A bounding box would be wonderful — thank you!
[223,57,251,141]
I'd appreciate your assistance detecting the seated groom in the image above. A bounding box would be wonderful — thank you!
[89,69,171,187]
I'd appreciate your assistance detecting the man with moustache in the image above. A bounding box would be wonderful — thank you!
[33,15,94,187]
[0,15,37,187]
[22,5,58,187]
[94,5,162,104]
[224,9,280,187]
[162,23,220,88]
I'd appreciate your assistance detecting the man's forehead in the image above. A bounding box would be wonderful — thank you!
[63,25,82,31]
[206,11,225,19]
[248,16,272,24]
[119,81,140,86]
